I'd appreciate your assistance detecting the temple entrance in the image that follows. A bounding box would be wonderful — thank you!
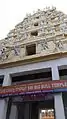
[6,97,55,119]
[16,100,55,119]
[6,68,55,119]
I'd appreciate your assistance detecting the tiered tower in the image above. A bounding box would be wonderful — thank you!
[0,7,67,67]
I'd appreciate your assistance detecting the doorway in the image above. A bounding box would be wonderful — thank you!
[39,100,55,119]
[14,99,55,119]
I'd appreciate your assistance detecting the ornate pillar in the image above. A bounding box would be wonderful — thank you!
[0,73,11,119]
[51,65,65,119]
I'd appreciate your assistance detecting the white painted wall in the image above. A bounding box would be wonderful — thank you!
[0,57,67,76]
[52,66,65,119]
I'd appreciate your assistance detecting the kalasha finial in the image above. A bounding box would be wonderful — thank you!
[33,10,36,14]
[26,13,29,17]
[37,9,41,12]
[52,6,56,10]
[46,6,50,10]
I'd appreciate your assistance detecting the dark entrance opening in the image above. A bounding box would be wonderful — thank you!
[11,98,55,119]
[6,68,55,119]
[31,31,38,36]
[26,44,36,56]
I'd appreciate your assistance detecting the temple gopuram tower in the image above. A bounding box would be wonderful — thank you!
[0,7,67,119]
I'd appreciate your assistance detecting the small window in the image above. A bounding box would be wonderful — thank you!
[34,22,38,26]
[47,21,48,24]
[31,31,38,36]
[13,35,17,38]
[42,20,44,23]
[26,44,36,56]
[64,34,67,38]
[0,75,4,86]
[54,24,60,27]
[51,17,55,20]
[36,16,39,19]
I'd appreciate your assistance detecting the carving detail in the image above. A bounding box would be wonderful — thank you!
[37,40,49,54]
[53,40,63,51]
[0,7,67,64]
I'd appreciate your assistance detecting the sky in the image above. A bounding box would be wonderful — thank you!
[0,0,67,39]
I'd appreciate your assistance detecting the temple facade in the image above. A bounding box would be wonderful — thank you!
[0,7,67,119]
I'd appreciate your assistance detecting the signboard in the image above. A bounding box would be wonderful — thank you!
[0,80,67,98]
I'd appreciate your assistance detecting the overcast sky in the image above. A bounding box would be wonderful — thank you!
[0,0,67,39]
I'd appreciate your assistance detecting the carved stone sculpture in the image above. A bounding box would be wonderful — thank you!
[0,7,67,64]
